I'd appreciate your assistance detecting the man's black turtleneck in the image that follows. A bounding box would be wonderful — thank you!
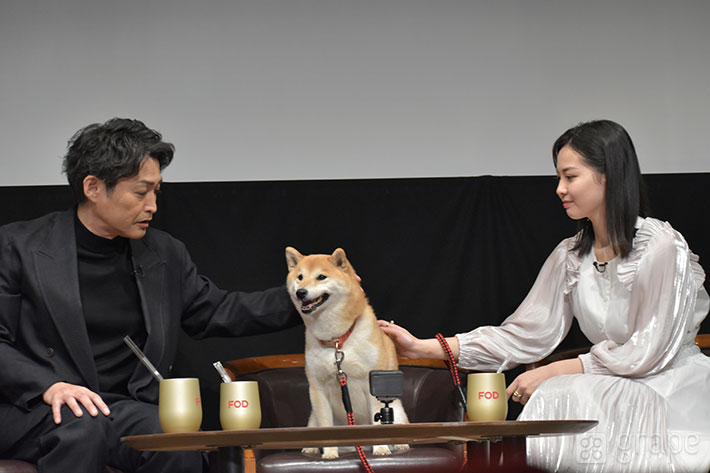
[74,214,147,396]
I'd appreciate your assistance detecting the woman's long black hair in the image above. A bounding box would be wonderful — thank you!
[553,120,650,258]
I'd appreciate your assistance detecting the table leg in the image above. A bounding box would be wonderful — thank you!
[210,446,244,473]
[465,437,527,471]
[465,440,491,471]
[500,436,526,467]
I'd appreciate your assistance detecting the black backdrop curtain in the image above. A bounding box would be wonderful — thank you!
[1,173,708,428]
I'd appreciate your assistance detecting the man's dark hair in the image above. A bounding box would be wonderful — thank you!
[62,118,174,203]
[553,119,650,259]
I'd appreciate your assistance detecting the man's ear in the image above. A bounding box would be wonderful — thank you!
[82,175,103,202]
[285,247,303,270]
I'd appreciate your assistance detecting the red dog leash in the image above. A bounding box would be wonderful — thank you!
[436,333,467,411]
[435,333,472,472]
[334,341,376,473]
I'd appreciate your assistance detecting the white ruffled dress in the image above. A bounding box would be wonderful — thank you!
[456,217,710,472]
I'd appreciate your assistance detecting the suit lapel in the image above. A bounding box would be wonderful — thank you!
[34,210,99,390]
[129,235,166,390]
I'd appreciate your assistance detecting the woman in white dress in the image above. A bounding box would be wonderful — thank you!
[380,120,710,472]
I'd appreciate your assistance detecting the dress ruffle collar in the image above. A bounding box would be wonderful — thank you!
[562,217,706,295]
[562,236,581,296]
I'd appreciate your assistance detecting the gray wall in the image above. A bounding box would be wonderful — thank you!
[1,0,709,186]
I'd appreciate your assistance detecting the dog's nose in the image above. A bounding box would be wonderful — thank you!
[296,288,308,300]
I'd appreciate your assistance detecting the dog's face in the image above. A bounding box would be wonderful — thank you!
[285,247,357,317]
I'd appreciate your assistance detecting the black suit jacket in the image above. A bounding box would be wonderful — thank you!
[0,209,299,447]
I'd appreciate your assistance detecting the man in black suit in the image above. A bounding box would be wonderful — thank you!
[0,118,301,472]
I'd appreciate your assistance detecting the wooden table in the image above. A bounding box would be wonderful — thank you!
[123,420,597,472]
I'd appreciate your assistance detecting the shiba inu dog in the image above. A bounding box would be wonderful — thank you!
[285,247,410,459]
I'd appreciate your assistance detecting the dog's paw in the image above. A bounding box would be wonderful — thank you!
[322,447,339,459]
[394,443,410,452]
[301,447,319,455]
[372,445,392,455]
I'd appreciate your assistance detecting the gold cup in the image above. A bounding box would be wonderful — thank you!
[466,373,508,422]
[158,378,203,433]
[219,381,261,430]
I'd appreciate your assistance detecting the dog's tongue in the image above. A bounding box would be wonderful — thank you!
[301,294,325,311]
[302,298,318,310]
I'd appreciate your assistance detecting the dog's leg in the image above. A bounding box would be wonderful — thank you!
[391,399,411,452]
[301,411,321,455]
[304,384,340,459]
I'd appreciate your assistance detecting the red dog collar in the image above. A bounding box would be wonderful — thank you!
[319,318,359,348]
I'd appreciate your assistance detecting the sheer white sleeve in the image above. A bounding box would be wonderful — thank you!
[579,219,708,377]
[456,239,576,371]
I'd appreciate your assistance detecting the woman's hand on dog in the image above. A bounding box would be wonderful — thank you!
[378,320,422,358]
[378,321,460,361]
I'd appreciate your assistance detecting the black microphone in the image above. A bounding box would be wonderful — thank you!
[593,261,608,273]
[134,265,144,277]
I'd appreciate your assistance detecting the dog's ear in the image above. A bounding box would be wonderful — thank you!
[330,248,349,271]
[285,247,303,270]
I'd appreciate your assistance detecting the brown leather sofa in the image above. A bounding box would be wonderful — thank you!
[224,354,466,473]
